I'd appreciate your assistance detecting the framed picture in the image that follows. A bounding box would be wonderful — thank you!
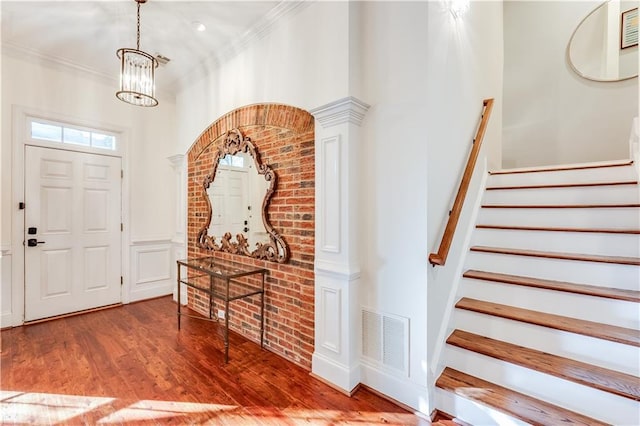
[621,7,638,49]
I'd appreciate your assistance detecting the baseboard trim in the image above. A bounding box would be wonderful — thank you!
[360,383,428,418]
[309,372,360,397]
[360,360,430,415]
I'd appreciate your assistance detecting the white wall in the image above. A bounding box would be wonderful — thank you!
[357,0,430,407]
[175,1,349,154]
[424,0,504,406]
[503,1,638,168]
[1,51,177,325]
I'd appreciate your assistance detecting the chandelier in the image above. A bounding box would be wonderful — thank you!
[116,0,158,107]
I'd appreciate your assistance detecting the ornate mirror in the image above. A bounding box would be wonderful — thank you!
[197,129,289,263]
[568,0,638,82]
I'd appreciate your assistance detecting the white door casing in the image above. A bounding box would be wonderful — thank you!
[24,146,122,321]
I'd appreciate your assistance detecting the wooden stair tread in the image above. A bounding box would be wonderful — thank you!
[482,203,640,208]
[470,245,640,266]
[463,269,640,302]
[456,297,640,347]
[436,367,608,426]
[447,330,640,401]
[476,224,640,234]
[489,160,633,175]
[486,180,638,190]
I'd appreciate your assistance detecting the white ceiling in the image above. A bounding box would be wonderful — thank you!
[1,1,295,96]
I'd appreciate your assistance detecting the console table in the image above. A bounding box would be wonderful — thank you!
[176,256,267,363]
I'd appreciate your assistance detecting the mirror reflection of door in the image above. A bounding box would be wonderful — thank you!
[206,152,270,249]
[247,162,269,245]
[207,166,248,239]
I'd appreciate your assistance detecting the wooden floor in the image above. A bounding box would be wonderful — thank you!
[0,296,430,425]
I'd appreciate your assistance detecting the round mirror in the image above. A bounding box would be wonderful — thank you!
[568,1,638,82]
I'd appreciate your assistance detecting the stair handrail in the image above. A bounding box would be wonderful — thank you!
[429,98,494,266]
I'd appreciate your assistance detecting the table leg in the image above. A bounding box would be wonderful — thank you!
[177,262,181,330]
[224,296,230,363]
[260,273,265,349]
[209,275,214,319]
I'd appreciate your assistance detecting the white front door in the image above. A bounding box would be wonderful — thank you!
[24,146,122,321]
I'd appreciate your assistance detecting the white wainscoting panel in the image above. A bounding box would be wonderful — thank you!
[1,253,13,328]
[319,286,341,353]
[130,240,173,302]
[321,135,341,253]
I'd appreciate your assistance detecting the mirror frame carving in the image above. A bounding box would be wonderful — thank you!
[197,128,290,263]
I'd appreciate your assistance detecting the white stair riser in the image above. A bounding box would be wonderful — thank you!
[488,165,638,187]
[435,388,531,426]
[477,207,640,229]
[472,228,640,257]
[445,346,638,425]
[465,251,640,290]
[453,309,640,376]
[482,185,640,205]
[460,278,640,329]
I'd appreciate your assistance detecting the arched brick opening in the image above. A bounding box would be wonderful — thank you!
[186,104,315,368]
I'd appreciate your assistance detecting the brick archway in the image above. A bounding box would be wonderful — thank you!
[186,104,315,368]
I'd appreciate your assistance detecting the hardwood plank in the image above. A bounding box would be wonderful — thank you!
[436,367,608,426]
[463,269,640,302]
[470,245,640,266]
[446,330,640,401]
[486,180,638,190]
[476,224,640,234]
[0,296,428,425]
[456,297,640,347]
[489,160,633,175]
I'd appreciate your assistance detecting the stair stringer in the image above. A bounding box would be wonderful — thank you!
[428,160,490,382]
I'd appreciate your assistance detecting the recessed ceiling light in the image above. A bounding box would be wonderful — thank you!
[192,21,206,32]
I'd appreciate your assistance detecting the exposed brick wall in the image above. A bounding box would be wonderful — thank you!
[186,104,315,368]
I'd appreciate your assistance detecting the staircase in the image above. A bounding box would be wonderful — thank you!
[435,160,640,425]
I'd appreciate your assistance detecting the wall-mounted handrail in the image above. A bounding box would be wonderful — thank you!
[429,98,494,266]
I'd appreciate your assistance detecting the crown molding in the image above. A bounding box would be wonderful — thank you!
[310,96,371,128]
[2,41,114,84]
[2,41,175,103]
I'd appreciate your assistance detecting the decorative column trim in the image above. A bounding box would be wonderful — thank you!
[311,95,370,394]
[310,96,370,128]
[168,154,187,304]
[167,154,184,168]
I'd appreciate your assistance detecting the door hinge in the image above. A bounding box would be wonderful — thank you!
[121,169,124,179]
[120,276,124,286]
[121,223,124,232]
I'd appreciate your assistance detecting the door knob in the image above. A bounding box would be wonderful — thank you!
[27,239,45,247]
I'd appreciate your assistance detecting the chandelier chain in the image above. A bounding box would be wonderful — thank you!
[136,1,141,50]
